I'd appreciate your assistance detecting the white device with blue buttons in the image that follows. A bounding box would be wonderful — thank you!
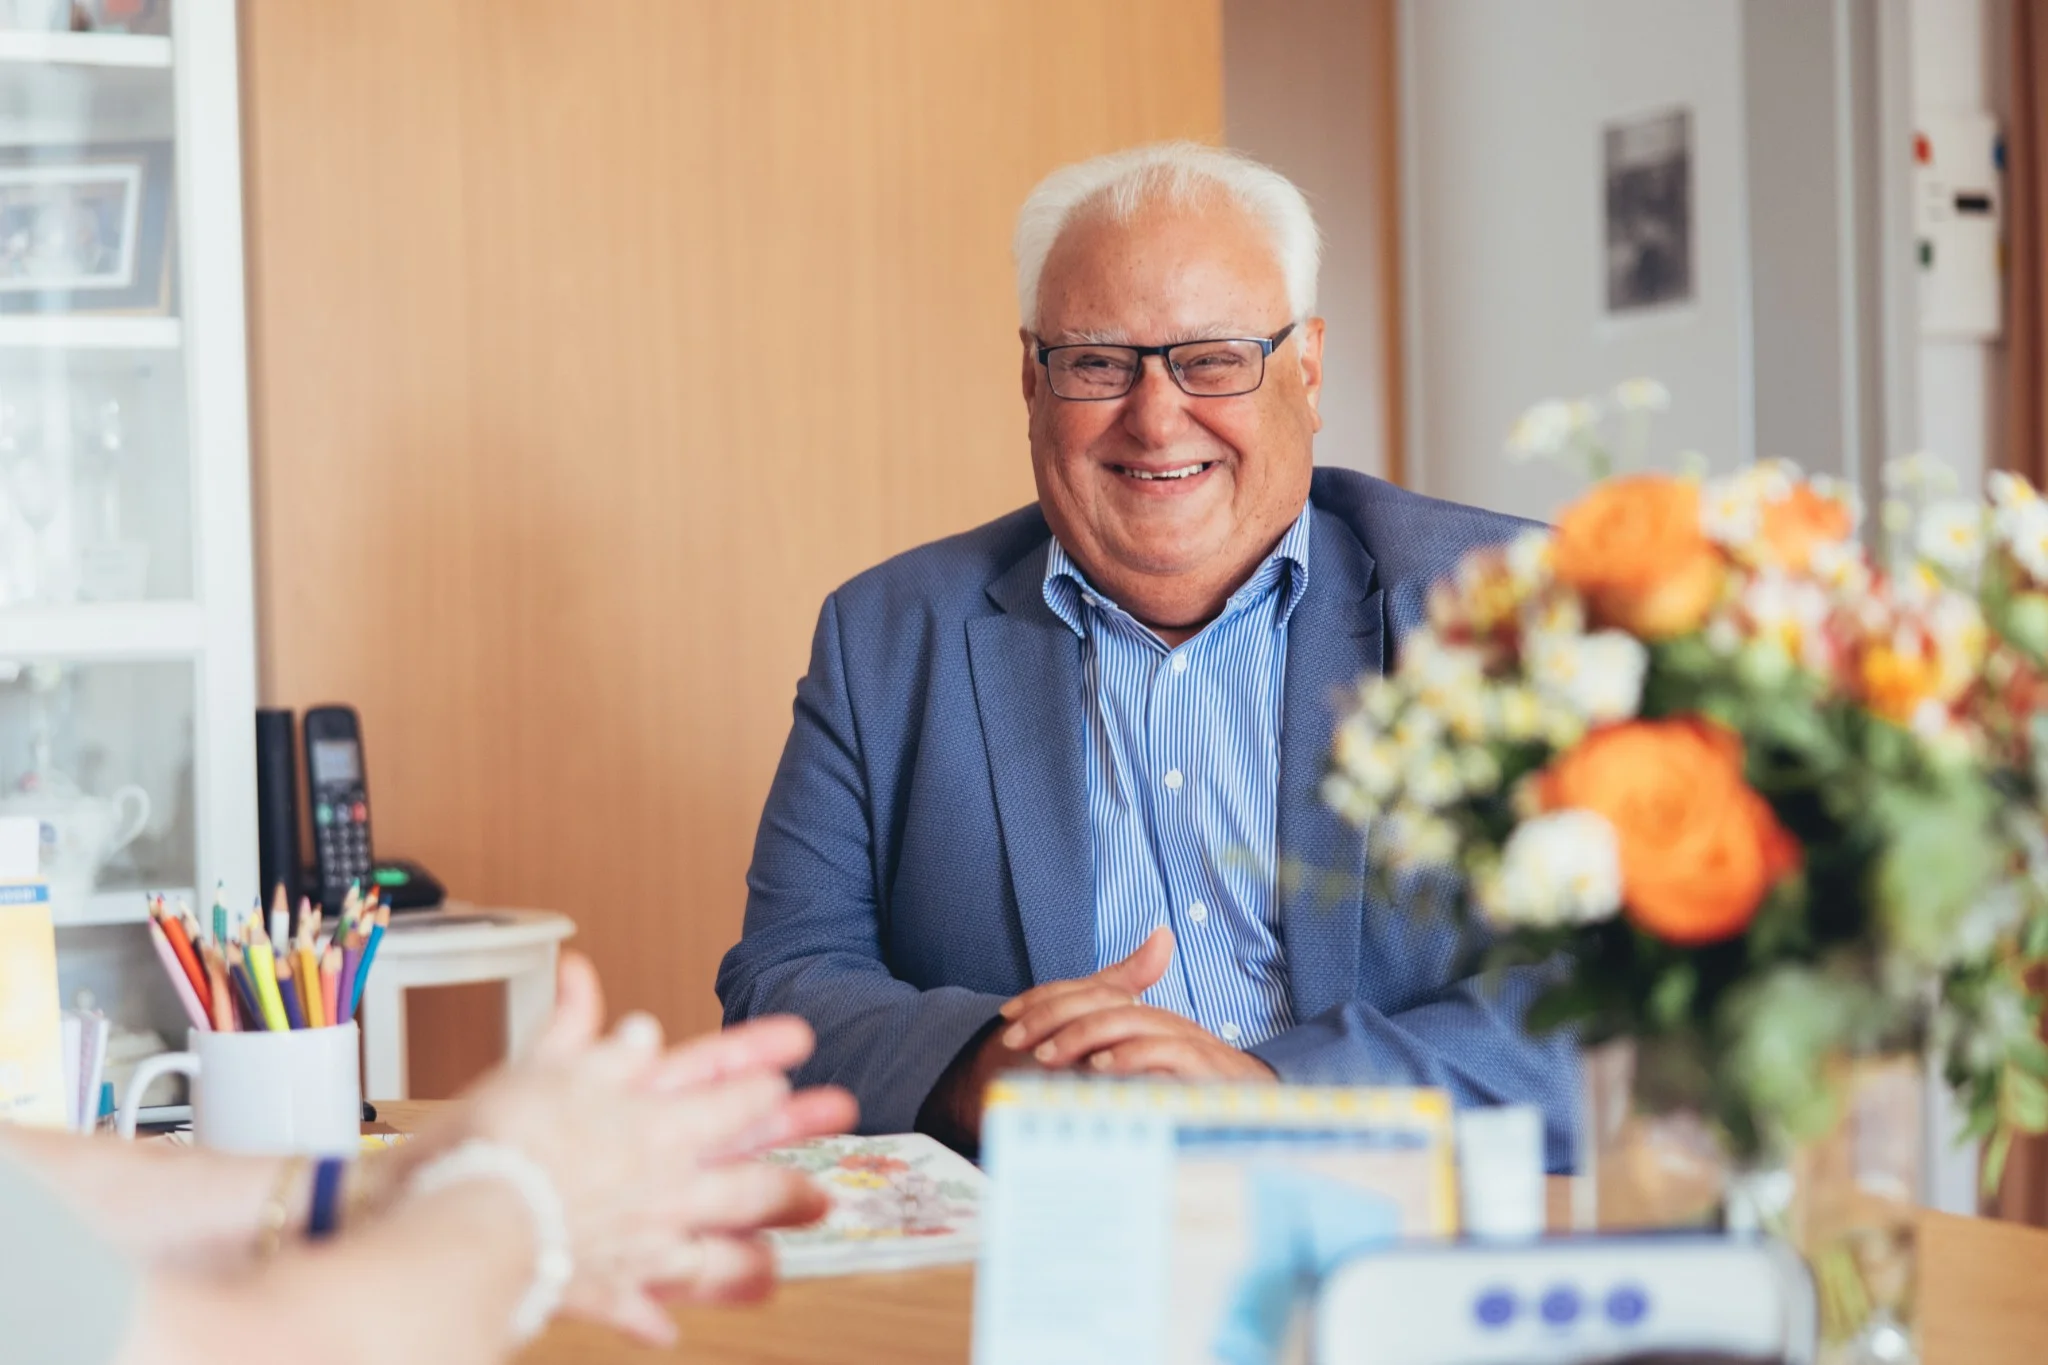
[1314,1235,1816,1365]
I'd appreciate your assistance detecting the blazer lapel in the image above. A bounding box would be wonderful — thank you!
[965,542,1099,985]
[1275,509,1385,1023]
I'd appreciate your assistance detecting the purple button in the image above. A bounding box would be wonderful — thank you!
[1606,1284,1649,1326]
[1540,1286,1581,1326]
[1474,1288,1516,1329]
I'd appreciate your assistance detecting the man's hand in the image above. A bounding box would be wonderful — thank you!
[997,927,1276,1082]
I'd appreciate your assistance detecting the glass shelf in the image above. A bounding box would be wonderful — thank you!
[0,33,172,69]
[0,656,197,925]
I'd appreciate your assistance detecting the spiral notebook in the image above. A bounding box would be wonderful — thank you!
[760,1132,986,1278]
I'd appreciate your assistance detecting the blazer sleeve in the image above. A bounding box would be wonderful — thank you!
[716,592,1009,1135]
[1246,963,1581,1172]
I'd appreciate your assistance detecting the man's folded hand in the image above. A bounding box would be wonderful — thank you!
[997,928,1277,1083]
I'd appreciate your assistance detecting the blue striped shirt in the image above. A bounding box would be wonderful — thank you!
[1041,507,1314,1049]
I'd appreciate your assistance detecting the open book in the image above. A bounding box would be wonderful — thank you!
[761,1132,985,1278]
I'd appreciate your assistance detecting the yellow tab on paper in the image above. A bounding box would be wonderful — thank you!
[0,900,68,1129]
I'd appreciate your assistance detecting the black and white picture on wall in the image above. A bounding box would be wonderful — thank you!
[1603,108,1692,314]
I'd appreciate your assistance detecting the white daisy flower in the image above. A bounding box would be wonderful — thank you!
[1700,477,1763,549]
[1497,685,1546,743]
[1355,675,1404,728]
[1392,705,1446,755]
[1321,773,1379,828]
[1740,571,1831,661]
[1915,499,1986,574]
[1527,629,1648,724]
[1404,749,1466,808]
[1808,540,1873,598]
[1482,809,1624,928]
[1457,745,1503,795]
[1988,469,2040,511]
[2006,501,2048,584]
[1704,615,1744,656]
[1612,378,1671,413]
[1505,398,1595,461]
[1504,528,1554,591]
[1378,806,1459,870]
[1884,452,1959,494]
[1332,719,1403,800]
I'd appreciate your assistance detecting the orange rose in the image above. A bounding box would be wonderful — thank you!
[1550,475,1725,638]
[1857,642,1942,724]
[1537,717,1801,945]
[1757,484,1854,571]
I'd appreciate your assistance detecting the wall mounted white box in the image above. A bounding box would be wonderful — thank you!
[1915,109,2004,340]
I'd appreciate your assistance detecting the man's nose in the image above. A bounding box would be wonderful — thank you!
[1120,355,1192,445]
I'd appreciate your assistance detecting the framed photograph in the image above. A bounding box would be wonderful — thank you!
[1603,108,1692,315]
[0,141,174,315]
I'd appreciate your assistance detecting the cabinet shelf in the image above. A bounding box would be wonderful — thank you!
[54,885,187,928]
[0,315,180,350]
[0,32,172,69]
[0,602,207,658]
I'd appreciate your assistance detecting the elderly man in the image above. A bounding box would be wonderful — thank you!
[718,143,1577,1169]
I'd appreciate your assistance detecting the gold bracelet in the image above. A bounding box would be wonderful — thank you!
[342,1152,386,1229]
[255,1156,310,1260]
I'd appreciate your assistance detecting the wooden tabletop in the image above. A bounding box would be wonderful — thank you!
[370,1101,2048,1365]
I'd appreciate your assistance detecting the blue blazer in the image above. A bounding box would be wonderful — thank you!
[718,468,1580,1170]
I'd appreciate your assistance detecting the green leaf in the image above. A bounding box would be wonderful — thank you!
[1984,1127,2015,1199]
[2009,1069,2048,1133]
[1524,980,1601,1036]
[1746,874,1812,963]
[1648,962,1698,1029]
[2025,912,2048,961]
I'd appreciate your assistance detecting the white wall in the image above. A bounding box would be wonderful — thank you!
[1401,0,1754,521]
[1912,0,2010,494]
[1224,0,1396,479]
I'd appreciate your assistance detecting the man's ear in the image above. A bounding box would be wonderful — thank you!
[1296,317,1326,434]
[1019,328,1040,405]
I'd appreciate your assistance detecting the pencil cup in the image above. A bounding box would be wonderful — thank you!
[114,1023,361,1157]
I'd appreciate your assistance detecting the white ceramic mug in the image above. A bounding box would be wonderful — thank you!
[115,1023,361,1156]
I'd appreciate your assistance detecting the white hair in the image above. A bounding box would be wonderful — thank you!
[1012,141,1321,333]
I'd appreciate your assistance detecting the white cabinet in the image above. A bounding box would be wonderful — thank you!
[0,0,255,1018]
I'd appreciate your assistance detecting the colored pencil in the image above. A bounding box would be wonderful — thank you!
[338,944,363,1022]
[212,884,229,952]
[269,885,290,958]
[245,937,290,1032]
[349,913,387,1020]
[202,946,236,1032]
[321,946,341,1028]
[296,945,325,1028]
[276,958,308,1030]
[227,952,263,1031]
[152,901,214,1018]
[147,919,211,1031]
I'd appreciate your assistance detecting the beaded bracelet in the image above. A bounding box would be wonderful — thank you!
[409,1141,574,1342]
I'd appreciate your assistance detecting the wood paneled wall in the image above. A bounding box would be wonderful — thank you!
[239,2,1222,1093]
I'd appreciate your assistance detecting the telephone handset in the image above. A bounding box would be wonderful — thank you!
[301,704,444,913]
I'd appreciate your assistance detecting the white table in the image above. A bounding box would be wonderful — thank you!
[356,905,576,1099]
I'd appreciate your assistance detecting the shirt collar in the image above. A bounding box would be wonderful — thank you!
[1041,504,1315,640]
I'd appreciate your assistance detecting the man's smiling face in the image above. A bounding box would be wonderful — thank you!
[1021,194,1322,633]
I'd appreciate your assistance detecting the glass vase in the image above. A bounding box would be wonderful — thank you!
[1580,1040,1923,1365]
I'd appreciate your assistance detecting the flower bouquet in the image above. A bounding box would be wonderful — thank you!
[1322,385,2048,1349]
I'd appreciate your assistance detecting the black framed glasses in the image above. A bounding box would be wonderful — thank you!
[1035,322,1297,401]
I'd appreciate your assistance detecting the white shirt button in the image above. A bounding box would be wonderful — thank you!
[1163,768,1184,791]
[1188,901,1209,924]
[1220,1022,1243,1044]
[1171,653,1189,674]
